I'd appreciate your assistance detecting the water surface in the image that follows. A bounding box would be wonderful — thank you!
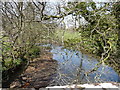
[49,45,120,85]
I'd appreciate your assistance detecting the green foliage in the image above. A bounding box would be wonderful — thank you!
[26,46,40,59]
[2,22,49,70]
[4,58,22,69]
[75,2,86,9]
[64,38,81,46]
[2,16,55,70]
[2,39,41,70]
[61,2,118,59]
[112,2,120,56]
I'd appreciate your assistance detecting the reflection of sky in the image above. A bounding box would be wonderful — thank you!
[51,45,120,83]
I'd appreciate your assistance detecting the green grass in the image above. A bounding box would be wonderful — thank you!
[55,30,81,41]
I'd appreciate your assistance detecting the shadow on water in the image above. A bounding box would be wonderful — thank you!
[43,44,120,86]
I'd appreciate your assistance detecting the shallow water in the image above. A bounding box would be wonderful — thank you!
[49,45,120,85]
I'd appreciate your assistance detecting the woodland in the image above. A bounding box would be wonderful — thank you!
[1,1,120,88]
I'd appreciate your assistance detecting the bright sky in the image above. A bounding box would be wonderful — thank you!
[63,15,87,29]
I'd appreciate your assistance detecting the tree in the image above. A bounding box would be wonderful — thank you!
[1,1,55,69]
[62,2,117,58]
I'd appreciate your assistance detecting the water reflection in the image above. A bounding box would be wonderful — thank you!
[50,45,120,86]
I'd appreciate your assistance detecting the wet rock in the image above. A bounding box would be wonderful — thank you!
[25,66,35,72]
[10,80,22,88]
[22,77,27,80]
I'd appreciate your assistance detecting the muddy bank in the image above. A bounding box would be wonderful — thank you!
[10,51,58,88]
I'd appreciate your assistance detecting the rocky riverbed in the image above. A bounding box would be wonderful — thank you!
[10,51,58,89]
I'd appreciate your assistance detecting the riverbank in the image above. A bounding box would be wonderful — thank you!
[10,50,58,88]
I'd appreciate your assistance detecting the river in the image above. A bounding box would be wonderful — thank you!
[42,44,120,86]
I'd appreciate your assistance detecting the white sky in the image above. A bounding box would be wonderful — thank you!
[64,15,87,29]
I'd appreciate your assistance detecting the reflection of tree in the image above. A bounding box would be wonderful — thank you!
[50,48,115,86]
[75,54,91,84]
[53,50,76,85]
[75,54,83,83]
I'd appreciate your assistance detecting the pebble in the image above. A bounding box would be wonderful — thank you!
[22,77,27,80]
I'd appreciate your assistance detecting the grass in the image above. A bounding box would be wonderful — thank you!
[55,29,81,41]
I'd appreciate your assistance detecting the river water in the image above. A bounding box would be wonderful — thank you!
[42,44,120,86]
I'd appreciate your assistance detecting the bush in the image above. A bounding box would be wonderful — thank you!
[26,46,41,59]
